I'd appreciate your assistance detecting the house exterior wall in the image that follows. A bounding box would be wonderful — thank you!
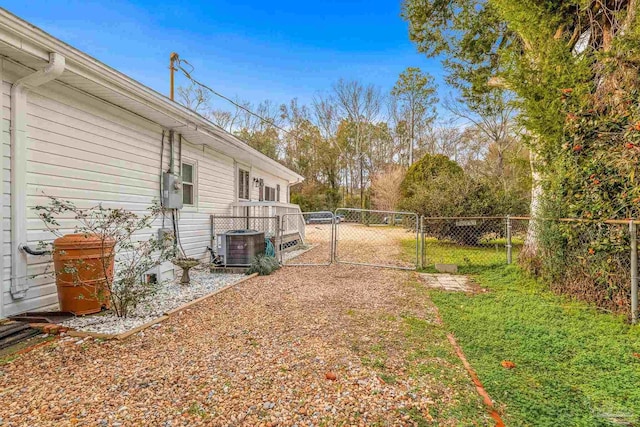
[0,61,291,317]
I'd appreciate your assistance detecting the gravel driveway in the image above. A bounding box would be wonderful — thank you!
[1,257,487,426]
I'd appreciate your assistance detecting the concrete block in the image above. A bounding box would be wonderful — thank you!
[435,263,458,274]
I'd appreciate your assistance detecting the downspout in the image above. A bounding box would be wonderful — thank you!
[10,53,66,299]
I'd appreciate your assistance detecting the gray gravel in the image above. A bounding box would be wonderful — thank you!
[61,267,244,335]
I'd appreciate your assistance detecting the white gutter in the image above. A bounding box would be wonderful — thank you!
[10,52,65,299]
[0,58,3,317]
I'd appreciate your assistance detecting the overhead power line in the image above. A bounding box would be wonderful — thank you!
[176,58,298,140]
[173,56,344,155]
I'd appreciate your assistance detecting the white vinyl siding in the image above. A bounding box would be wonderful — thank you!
[1,58,294,317]
[1,68,239,316]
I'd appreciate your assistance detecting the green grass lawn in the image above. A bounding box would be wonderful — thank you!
[404,239,640,425]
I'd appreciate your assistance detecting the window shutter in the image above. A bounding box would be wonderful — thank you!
[245,172,250,199]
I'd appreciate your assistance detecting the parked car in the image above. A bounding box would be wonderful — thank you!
[383,215,405,226]
[306,213,336,224]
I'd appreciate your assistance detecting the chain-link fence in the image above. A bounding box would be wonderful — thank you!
[335,208,419,270]
[281,212,334,266]
[210,216,281,267]
[508,217,530,264]
[208,212,638,321]
[420,217,508,273]
[514,217,634,318]
[420,215,638,322]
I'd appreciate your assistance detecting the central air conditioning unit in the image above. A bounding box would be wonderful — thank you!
[216,230,266,266]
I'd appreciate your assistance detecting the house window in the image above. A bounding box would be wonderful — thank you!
[265,186,276,202]
[276,184,281,202]
[182,162,195,206]
[238,168,250,200]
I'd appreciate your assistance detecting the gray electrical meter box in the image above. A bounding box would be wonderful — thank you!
[162,172,183,209]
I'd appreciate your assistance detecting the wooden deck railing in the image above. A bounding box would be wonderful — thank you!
[231,201,305,239]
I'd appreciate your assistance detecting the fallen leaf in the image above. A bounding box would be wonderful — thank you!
[501,360,516,369]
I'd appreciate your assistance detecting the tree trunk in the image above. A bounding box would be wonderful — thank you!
[360,155,365,209]
[409,109,415,165]
[522,148,543,258]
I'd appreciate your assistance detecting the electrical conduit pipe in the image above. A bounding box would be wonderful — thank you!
[10,52,66,298]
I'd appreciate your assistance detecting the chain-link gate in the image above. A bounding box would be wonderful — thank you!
[334,208,419,270]
[281,211,334,266]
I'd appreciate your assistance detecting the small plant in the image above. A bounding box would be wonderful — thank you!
[379,372,397,384]
[187,402,207,418]
[245,254,280,276]
[35,196,173,317]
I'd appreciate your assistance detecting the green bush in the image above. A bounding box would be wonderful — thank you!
[400,154,511,245]
[527,85,640,313]
[399,153,513,218]
[290,182,342,212]
[246,254,280,276]
[400,153,463,199]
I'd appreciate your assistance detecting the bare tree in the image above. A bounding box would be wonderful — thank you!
[391,67,438,165]
[176,84,212,117]
[421,124,467,161]
[209,100,244,132]
[371,165,406,211]
[209,110,234,132]
[312,94,340,141]
[444,93,521,191]
[332,79,382,208]
[388,96,410,165]
[310,94,346,199]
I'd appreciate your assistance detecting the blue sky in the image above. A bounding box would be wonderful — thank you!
[3,0,447,111]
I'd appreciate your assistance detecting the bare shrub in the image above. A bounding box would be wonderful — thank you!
[35,196,173,317]
[371,165,406,211]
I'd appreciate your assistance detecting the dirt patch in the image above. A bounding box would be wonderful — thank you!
[335,224,416,268]
[286,223,417,268]
[0,219,489,426]
[0,264,487,426]
[420,274,480,293]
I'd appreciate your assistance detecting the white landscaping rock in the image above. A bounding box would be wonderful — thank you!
[61,268,244,335]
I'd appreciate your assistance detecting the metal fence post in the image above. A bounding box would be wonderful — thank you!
[330,214,335,264]
[630,220,638,325]
[506,215,512,265]
[335,215,339,263]
[420,216,425,269]
[276,215,282,264]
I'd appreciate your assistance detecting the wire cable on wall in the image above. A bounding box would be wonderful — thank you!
[159,130,166,228]
[172,209,187,257]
